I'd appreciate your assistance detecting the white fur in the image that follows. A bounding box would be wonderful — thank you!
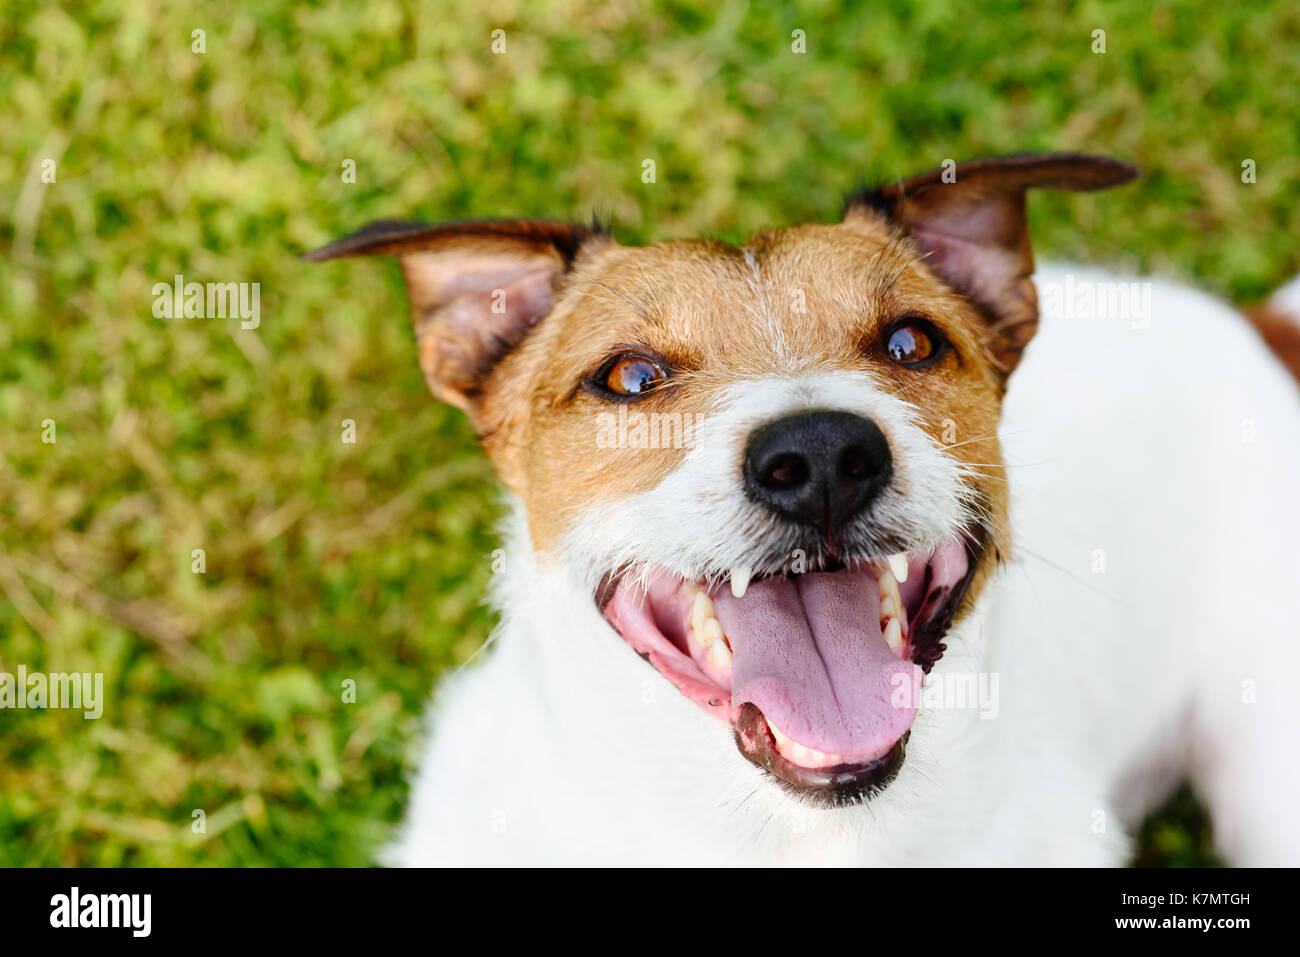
[389,263,1300,866]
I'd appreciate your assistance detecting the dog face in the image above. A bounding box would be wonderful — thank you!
[307,153,1136,805]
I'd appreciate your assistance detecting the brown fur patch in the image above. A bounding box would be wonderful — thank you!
[1244,304,1300,385]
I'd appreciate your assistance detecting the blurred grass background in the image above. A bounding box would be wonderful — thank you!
[1,0,1296,866]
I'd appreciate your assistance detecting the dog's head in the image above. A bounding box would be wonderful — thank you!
[307,153,1136,806]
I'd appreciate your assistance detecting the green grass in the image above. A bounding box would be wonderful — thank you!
[2,0,1297,866]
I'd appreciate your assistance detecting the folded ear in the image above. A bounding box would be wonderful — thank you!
[304,219,604,417]
[844,153,1138,374]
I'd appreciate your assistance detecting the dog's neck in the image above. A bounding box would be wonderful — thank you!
[479,501,1000,864]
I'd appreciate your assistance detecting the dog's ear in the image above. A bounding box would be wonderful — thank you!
[304,219,604,417]
[844,153,1138,374]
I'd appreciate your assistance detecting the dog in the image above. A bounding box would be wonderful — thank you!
[306,153,1300,865]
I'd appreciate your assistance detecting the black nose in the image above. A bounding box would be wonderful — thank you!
[743,410,892,537]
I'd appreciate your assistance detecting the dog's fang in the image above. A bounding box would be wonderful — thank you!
[730,566,752,598]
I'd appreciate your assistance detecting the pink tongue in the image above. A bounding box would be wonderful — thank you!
[713,569,921,759]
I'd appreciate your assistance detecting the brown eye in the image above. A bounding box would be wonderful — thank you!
[885,320,944,366]
[602,355,665,396]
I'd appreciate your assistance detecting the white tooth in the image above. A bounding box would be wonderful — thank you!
[887,552,909,584]
[706,628,732,669]
[767,719,793,752]
[878,569,900,601]
[703,616,725,647]
[767,719,841,766]
[690,589,715,639]
[730,566,751,599]
[788,739,843,767]
[884,617,904,653]
[878,562,905,630]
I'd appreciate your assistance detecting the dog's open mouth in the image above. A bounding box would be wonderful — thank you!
[598,534,980,805]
